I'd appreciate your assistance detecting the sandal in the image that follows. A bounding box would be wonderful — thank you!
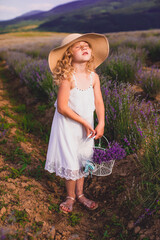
[59,196,75,214]
[77,194,98,210]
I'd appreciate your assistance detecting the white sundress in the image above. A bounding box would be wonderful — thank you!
[44,72,95,180]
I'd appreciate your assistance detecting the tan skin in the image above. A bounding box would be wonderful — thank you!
[58,41,105,212]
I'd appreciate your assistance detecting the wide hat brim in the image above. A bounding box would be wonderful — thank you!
[48,33,109,73]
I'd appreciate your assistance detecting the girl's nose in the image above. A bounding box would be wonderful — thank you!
[81,45,87,50]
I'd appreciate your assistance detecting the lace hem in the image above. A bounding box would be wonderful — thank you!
[44,166,88,180]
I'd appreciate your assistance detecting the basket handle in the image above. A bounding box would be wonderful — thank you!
[98,135,110,147]
[87,134,110,147]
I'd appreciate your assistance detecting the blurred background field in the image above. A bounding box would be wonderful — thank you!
[0,0,160,34]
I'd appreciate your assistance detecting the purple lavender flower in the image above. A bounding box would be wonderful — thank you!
[124,136,130,146]
[92,142,126,164]
[19,59,57,102]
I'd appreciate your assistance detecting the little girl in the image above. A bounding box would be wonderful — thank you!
[45,33,109,213]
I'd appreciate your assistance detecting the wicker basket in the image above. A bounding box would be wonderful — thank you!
[79,135,115,177]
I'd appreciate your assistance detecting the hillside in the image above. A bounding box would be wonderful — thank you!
[0,0,160,33]
[20,10,44,18]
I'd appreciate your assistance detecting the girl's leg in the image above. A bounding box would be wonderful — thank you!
[65,179,76,199]
[75,177,84,196]
[76,177,98,210]
[59,179,76,213]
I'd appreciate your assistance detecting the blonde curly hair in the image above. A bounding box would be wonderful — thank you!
[53,42,95,85]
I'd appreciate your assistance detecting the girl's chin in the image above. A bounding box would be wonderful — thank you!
[72,54,91,63]
[82,56,91,61]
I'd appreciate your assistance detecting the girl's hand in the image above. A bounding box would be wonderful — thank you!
[94,123,104,140]
[83,120,96,138]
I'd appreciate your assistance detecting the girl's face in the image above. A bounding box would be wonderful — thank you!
[71,41,92,64]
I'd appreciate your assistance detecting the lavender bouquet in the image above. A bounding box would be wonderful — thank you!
[93,141,126,165]
[90,140,126,176]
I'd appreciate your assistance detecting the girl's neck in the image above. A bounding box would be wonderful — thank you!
[72,62,87,74]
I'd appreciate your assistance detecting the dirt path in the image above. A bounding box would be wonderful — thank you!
[0,60,159,240]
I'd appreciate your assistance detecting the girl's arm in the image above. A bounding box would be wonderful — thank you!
[57,79,95,137]
[93,73,105,140]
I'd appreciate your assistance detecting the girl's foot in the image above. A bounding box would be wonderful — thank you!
[77,194,98,210]
[59,196,75,214]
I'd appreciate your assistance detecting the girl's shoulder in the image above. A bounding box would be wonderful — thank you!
[58,77,73,89]
[59,75,74,90]
[70,75,75,90]
[91,71,100,86]
[90,70,98,78]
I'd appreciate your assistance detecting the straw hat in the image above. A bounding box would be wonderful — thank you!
[48,33,109,73]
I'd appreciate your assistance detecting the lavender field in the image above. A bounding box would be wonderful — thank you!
[0,29,160,240]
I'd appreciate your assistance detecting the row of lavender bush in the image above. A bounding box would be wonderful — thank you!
[102,81,142,154]
[109,35,160,63]
[0,51,57,102]
[136,66,160,98]
[97,47,144,84]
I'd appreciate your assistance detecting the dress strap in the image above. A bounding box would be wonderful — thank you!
[90,72,94,87]
[72,73,77,88]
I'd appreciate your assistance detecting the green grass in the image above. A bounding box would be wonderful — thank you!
[0,139,7,144]
[31,221,44,233]
[25,184,35,191]
[37,104,48,115]
[8,165,27,179]
[68,212,83,226]
[0,185,7,196]
[0,114,15,135]
[8,209,29,226]
[4,146,31,165]
[16,113,38,132]
[0,199,7,210]
[48,203,60,213]
[13,104,26,113]
[13,129,27,143]
[27,159,46,180]
[1,102,49,142]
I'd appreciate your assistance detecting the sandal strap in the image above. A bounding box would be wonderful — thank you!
[77,194,84,199]
[66,196,75,201]
[77,195,98,209]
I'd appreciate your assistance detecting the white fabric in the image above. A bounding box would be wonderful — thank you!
[45,72,95,180]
